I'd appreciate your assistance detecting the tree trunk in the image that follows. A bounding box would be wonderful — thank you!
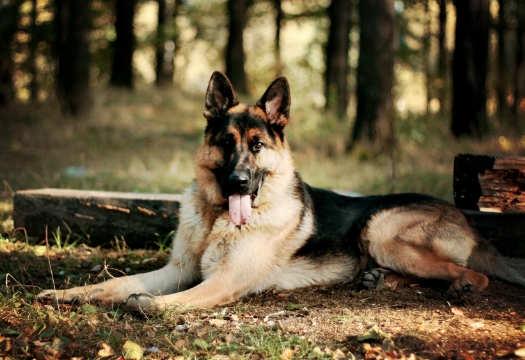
[55,0,92,116]
[437,0,448,115]
[274,0,283,77]
[155,0,176,87]
[348,0,395,152]
[0,1,18,106]
[29,0,39,102]
[423,0,431,115]
[225,0,248,94]
[324,0,352,119]
[513,0,525,120]
[110,0,137,89]
[497,0,508,122]
[451,0,490,138]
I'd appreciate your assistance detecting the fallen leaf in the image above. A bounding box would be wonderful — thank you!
[194,338,208,351]
[174,338,188,349]
[450,307,464,316]
[98,342,116,357]
[357,325,393,345]
[81,304,97,315]
[519,325,525,331]
[281,348,294,360]
[39,329,56,338]
[332,348,347,359]
[286,303,306,311]
[33,245,47,256]
[209,319,227,327]
[515,348,525,358]
[122,339,143,360]
[2,329,21,336]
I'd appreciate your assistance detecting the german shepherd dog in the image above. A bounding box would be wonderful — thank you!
[38,72,525,311]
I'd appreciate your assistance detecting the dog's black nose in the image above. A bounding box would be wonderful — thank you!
[229,173,249,188]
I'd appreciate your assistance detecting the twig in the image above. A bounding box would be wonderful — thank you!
[45,226,61,315]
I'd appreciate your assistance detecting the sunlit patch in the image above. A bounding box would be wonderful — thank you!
[498,136,513,152]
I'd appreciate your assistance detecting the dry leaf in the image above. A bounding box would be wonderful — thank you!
[209,319,227,327]
[281,347,294,360]
[98,342,116,358]
[515,348,525,358]
[122,339,143,360]
[450,307,464,316]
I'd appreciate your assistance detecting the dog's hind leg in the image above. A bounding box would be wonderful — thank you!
[362,206,490,294]
[360,268,417,290]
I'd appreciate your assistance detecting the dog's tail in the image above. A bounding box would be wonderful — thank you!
[467,239,525,287]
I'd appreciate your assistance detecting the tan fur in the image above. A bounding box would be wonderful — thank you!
[361,204,489,292]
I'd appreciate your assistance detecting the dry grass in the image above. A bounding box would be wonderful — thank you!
[1,86,525,358]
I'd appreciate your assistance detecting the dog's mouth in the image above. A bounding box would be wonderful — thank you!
[227,178,264,226]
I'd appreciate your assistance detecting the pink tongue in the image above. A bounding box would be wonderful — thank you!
[228,193,252,225]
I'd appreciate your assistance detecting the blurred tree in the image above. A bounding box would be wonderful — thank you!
[155,0,177,87]
[348,0,395,152]
[273,0,283,77]
[226,0,250,94]
[55,0,92,115]
[110,0,137,89]
[29,0,38,102]
[497,0,508,121]
[513,0,525,120]
[438,0,448,115]
[324,0,352,120]
[451,0,490,138]
[0,1,19,106]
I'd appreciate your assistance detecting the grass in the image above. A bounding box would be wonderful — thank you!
[1,85,525,358]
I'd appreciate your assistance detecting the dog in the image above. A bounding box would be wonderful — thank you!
[37,72,525,311]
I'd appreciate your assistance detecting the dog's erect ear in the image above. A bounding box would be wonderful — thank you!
[256,77,290,128]
[204,72,239,122]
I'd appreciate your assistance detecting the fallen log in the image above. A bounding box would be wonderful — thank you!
[13,189,182,248]
[453,154,525,212]
[12,187,525,256]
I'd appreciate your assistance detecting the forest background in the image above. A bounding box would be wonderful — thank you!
[1,1,525,359]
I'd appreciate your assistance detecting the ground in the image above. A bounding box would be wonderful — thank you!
[1,242,525,359]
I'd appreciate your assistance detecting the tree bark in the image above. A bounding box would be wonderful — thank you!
[110,0,137,89]
[513,0,525,120]
[225,0,249,94]
[324,0,352,119]
[451,0,490,138]
[155,0,176,87]
[55,0,92,115]
[437,0,448,115]
[0,1,18,106]
[13,189,182,248]
[348,0,395,152]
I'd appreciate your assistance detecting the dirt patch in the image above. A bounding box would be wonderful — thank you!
[1,245,525,359]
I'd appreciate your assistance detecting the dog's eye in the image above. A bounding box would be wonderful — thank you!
[253,141,264,151]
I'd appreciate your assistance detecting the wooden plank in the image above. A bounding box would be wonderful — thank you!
[454,154,525,212]
[13,189,182,248]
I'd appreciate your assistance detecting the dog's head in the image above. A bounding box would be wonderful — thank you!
[195,72,293,225]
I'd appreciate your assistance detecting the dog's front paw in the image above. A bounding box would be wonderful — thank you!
[36,288,103,304]
[125,293,158,312]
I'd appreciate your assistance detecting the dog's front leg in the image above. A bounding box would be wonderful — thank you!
[125,235,278,311]
[37,253,199,305]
